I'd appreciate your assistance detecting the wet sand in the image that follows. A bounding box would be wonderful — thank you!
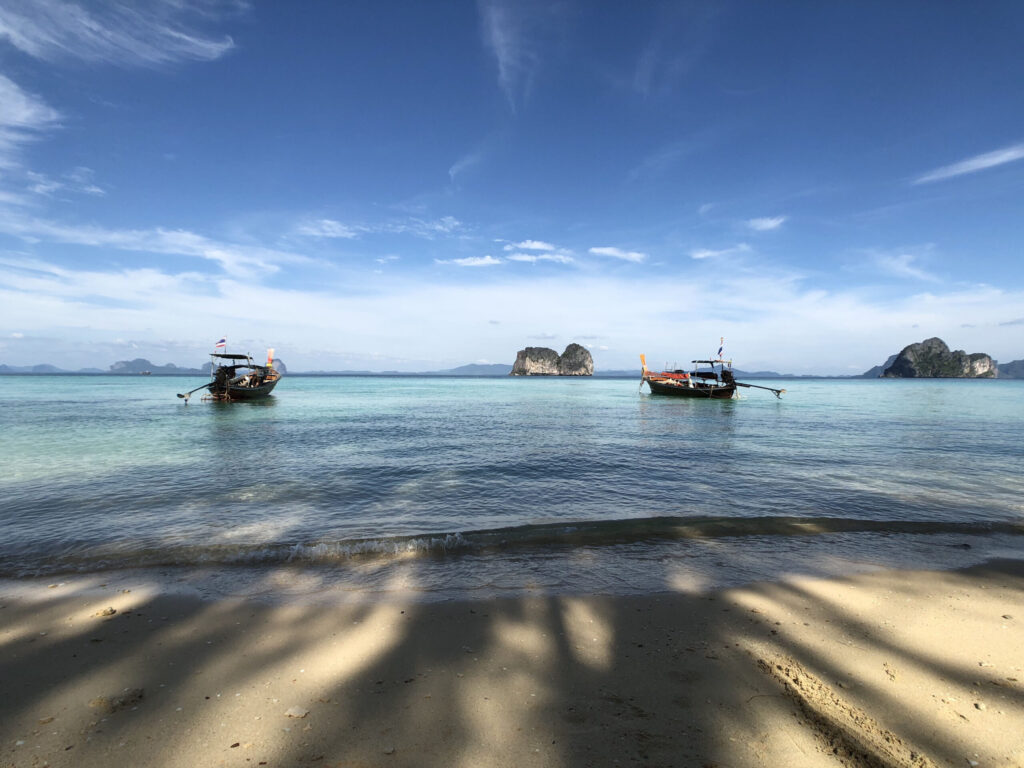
[2,560,1023,768]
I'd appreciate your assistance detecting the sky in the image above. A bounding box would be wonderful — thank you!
[1,1,1023,374]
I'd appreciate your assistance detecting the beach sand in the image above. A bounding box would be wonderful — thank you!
[2,561,1022,768]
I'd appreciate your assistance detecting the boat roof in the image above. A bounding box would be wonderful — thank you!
[691,359,732,365]
[210,353,252,360]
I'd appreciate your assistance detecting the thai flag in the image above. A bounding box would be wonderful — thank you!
[214,338,226,349]
[717,338,724,357]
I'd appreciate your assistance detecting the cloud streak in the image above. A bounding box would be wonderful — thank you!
[505,252,573,264]
[477,0,560,111]
[589,246,647,263]
[434,255,502,267]
[0,75,61,169]
[0,0,237,66]
[689,243,750,260]
[0,211,306,277]
[873,251,938,282]
[913,142,1024,185]
[746,216,786,231]
[295,219,359,239]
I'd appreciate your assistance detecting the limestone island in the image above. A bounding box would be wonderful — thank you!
[881,337,996,378]
[510,343,593,376]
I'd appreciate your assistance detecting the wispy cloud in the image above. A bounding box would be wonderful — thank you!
[746,216,786,231]
[449,150,483,183]
[295,219,359,239]
[999,317,1024,326]
[505,252,573,264]
[913,142,1024,185]
[26,166,105,197]
[589,246,647,263]
[477,0,560,111]
[631,5,716,98]
[434,255,502,267]
[627,140,695,183]
[296,215,462,241]
[0,211,305,277]
[0,0,238,66]
[388,215,462,238]
[873,251,938,282]
[503,240,555,251]
[689,243,750,260]
[0,74,61,169]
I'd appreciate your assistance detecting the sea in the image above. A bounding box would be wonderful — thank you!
[2,375,1022,602]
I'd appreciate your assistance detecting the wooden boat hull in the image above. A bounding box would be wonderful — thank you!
[206,373,280,401]
[646,378,736,399]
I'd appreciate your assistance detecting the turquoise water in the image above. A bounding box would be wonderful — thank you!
[2,375,1022,598]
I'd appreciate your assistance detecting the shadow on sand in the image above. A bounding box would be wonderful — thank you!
[2,560,1023,768]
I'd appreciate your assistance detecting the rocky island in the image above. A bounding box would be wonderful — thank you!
[510,343,593,376]
[881,337,996,378]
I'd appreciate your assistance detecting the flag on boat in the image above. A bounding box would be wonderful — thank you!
[717,337,724,358]
[214,337,226,349]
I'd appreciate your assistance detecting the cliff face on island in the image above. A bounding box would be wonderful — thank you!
[510,343,594,376]
[881,338,996,378]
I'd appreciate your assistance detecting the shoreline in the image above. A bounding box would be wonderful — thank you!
[3,559,1023,767]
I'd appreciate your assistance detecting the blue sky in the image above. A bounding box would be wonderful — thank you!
[1,1,1023,373]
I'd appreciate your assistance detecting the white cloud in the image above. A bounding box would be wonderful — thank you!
[872,251,938,282]
[477,0,562,111]
[689,243,750,260]
[505,252,573,264]
[449,150,483,182]
[627,140,692,182]
[387,215,462,238]
[478,0,535,109]
[26,167,105,198]
[503,240,555,251]
[0,0,237,65]
[0,211,306,278]
[6,256,1024,374]
[588,246,647,263]
[296,219,359,239]
[913,142,1024,185]
[0,75,61,168]
[746,216,786,231]
[434,255,502,267]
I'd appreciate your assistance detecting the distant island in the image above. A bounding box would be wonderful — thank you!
[3,341,1023,378]
[510,343,593,376]
[876,338,996,378]
[0,357,288,376]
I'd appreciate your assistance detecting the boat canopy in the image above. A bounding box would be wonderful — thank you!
[691,359,732,365]
[210,353,252,360]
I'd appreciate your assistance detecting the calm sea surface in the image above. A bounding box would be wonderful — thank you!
[2,375,1022,600]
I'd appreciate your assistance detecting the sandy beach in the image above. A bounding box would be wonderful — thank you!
[2,561,1022,768]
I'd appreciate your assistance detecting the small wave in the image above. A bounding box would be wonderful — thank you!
[3,515,1022,576]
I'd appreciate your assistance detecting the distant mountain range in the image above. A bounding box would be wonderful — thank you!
[2,355,1023,378]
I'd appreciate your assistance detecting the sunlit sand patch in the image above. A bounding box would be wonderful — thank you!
[491,602,556,661]
[559,597,613,670]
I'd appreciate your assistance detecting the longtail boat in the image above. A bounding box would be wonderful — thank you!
[640,353,786,399]
[178,348,281,403]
